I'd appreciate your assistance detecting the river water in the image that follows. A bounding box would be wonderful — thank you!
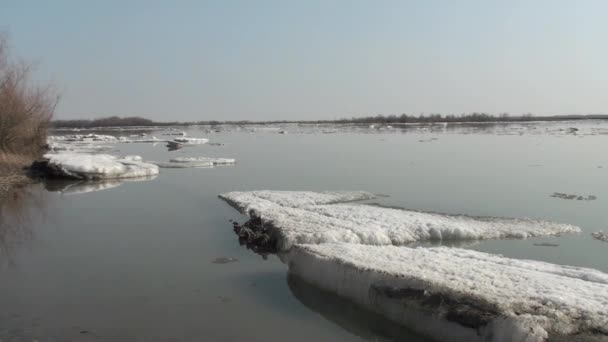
[1,121,606,341]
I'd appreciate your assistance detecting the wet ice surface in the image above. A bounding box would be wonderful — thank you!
[220,191,580,251]
[286,244,608,341]
[3,121,608,342]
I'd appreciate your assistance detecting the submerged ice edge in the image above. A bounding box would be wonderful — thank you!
[285,243,608,342]
[219,191,581,251]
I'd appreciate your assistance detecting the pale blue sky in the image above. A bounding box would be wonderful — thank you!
[1,0,607,121]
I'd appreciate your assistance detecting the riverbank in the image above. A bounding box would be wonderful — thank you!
[0,153,34,197]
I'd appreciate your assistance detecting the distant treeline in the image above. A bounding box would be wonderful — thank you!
[52,113,608,128]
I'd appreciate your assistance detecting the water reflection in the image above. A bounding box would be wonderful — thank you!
[0,184,48,267]
[287,274,431,342]
[42,176,157,195]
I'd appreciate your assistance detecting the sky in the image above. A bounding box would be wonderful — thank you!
[1,0,607,121]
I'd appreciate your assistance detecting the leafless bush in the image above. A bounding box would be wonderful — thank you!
[0,33,58,158]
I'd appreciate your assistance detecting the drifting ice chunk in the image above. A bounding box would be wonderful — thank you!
[48,134,118,142]
[150,161,213,168]
[40,153,159,179]
[286,243,608,342]
[172,137,209,145]
[219,191,580,251]
[122,155,143,161]
[592,231,608,243]
[47,141,114,154]
[169,157,236,165]
[118,136,165,143]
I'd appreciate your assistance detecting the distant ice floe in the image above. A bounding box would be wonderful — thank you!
[48,134,119,154]
[48,134,118,142]
[173,137,209,145]
[160,130,187,136]
[219,191,580,251]
[119,136,166,143]
[39,153,159,180]
[286,243,608,342]
[150,161,213,169]
[169,157,236,165]
[47,141,115,154]
[592,232,608,243]
[149,156,236,168]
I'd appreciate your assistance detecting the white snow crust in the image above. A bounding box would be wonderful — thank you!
[219,191,581,250]
[286,243,608,342]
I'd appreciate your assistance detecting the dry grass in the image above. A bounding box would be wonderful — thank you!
[0,33,57,195]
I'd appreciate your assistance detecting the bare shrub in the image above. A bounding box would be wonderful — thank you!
[0,33,58,158]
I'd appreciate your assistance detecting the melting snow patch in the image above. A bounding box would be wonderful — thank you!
[38,153,159,179]
[286,243,608,342]
[219,191,581,251]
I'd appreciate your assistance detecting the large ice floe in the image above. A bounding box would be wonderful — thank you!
[37,153,159,180]
[219,191,581,251]
[285,243,608,342]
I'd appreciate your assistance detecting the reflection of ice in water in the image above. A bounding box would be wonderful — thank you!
[43,175,157,195]
[286,274,431,342]
[0,185,49,267]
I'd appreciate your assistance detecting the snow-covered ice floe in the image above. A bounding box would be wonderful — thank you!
[38,153,159,180]
[219,191,581,251]
[169,157,236,165]
[286,243,608,342]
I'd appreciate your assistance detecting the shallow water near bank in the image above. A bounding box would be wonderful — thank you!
[1,122,608,341]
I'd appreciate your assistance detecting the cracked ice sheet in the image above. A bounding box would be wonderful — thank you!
[286,243,608,342]
[219,191,580,251]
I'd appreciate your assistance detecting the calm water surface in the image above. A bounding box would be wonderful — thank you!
[1,122,607,341]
